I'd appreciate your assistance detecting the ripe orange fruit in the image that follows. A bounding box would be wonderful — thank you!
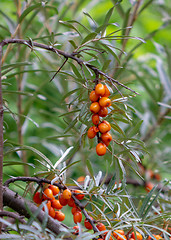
[59,193,69,206]
[89,90,99,102]
[33,192,42,204]
[43,188,53,200]
[84,217,93,230]
[95,83,105,96]
[101,132,112,146]
[73,190,84,200]
[73,211,82,224]
[55,210,65,221]
[77,176,85,183]
[49,185,60,196]
[113,229,125,238]
[131,231,143,240]
[92,114,100,125]
[103,85,110,97]
[98,107,108,117]
[68,197,75,207]
[147,235,163,240]
[117,235,127,240]
[145,182,154,192]
[90,102,101,113]
[63,189,72,200]
[51,199,63,210]
[154,173,161,181]
[43,200,51,211]
[72,225,79,235]
[71,206,81,215]
[96,143,106,156]
[99,97,111,108]
[98,121,111,133]
[96,222,106,232]
[87,126,99,139]
[49,207,56,218]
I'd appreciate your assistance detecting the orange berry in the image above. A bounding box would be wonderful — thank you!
[154,173,161,181]
[43,200,51,211]
[113,229,125,238]
[59,193,69,206]
[63,189,72,200]
[72,225,79,235]
[99,97,111,108]
[89,90,99,102]
[96,222,106,232]
[73,190,85,200]
[98,107,108,117]
[98,121,111,133]
[95,83,105,96]
[49,207,56,218]
[71,206,81,215]
[77,176,85,183]
[131,231,143,240]
[147,235,163,240]
[51,199,63,210]
[103,85,110,97]
[117,235,127,240]
[43,188,53,200]
[145,182,154,192]
[49,185,60,196]
[90,102,101,113]
[101,132,112,146]
[55,210,65,221]
[92,114,100,125]
[96,143,106,156]
[87,126,99,139]
[84,217,93,230]
[73,211,82,224]
[68,197,75,207]
[33,192,42,204]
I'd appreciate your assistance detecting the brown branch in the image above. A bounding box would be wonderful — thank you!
[2,186,72,239]
[0,211,26,224]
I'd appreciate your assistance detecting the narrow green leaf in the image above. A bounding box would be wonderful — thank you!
[81,32,97,45]
[69,62,82,79]
[129,120,143,138]
[64,117,78,134]
[59,20,81,36]
[101,7,114,36]
[86,159,94,179]
[99,42,120,64]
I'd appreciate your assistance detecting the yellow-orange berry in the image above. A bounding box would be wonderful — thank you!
[73,190,84,200]
[59,193,69,206]
[49,207,55,218]
[68,197,75,207]
[101,132,112,146]
[96,222,106,232]
[33,192,42,204]
[96,143,106,156]
[84,217,93,230]
[51,199,63,210]
[49,185,60,196]
[92,114,100,125]
[55,211,65,221]
[98,107,108,117]
[145,182,154,192]
[43,188,53,200]
[90,102,101,113]
[98,121,111,133]
[87,126,99,139]
[95,83,105,96]
[131,231,143,240]
[73,211,82,224]
[103,85,110,97]
[71,206,81,215]
[63,189,72,200]
[99,97,111,108]
[89,90,99,102]
[113,229,125,238]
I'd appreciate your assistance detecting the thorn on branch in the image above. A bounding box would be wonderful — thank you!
[50,57,68,82]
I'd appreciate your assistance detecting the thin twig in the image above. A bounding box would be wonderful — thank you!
[50,57,68,82]
[0,211,26,224]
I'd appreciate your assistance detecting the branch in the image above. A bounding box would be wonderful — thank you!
[0,211,26,224]
[2,186,72,239]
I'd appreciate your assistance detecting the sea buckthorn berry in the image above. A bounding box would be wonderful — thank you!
[145,182,154,192]
[154,173,161,181]
[96,143,106,156]
[84,217,93,230]
[55,211,65,221]
[147,235,163,240]
[98,121,111,133]
[77,176,85,183]
[72,225,79,235]
[92,114,100,125]
[73,190,84,200]
[73,211,82,224]
[43,200,51,211]
[68,197,75,207]
[99,97,111,108]
[51,199,63,210]
[71,206,81,215]
[98,107,108,117]
[59,193,69,206]
[33,192,42,204]
[95,83,105,96]
[96,222,106,232]
[113,229,125,238]
[63,189,72,200]
[49,207,56,218]
[117,236,127,240]
[87,126,99,139]
[49,185,60,196]
[43,188,53,200]
[103,85,110,97]
[90,102,101,113]
[89,90,99,102]
[101,132,112,146]
[131,231,143,240]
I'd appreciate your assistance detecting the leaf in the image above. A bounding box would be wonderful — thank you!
[86,159,94,181]
[59,20,81,36]
[128,120,143,137]
[81,32,97,45]
[64,117,78,134]
[69,62,82,79]
[101,7,114,36]
[53,146,74,169]
[99,42,120,64]
[158,102,171,109]
[3,161,35,168]
[83,11,97,27]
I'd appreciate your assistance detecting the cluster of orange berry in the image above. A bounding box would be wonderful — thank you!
[88,83,112,156]
[33,185,84,224]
